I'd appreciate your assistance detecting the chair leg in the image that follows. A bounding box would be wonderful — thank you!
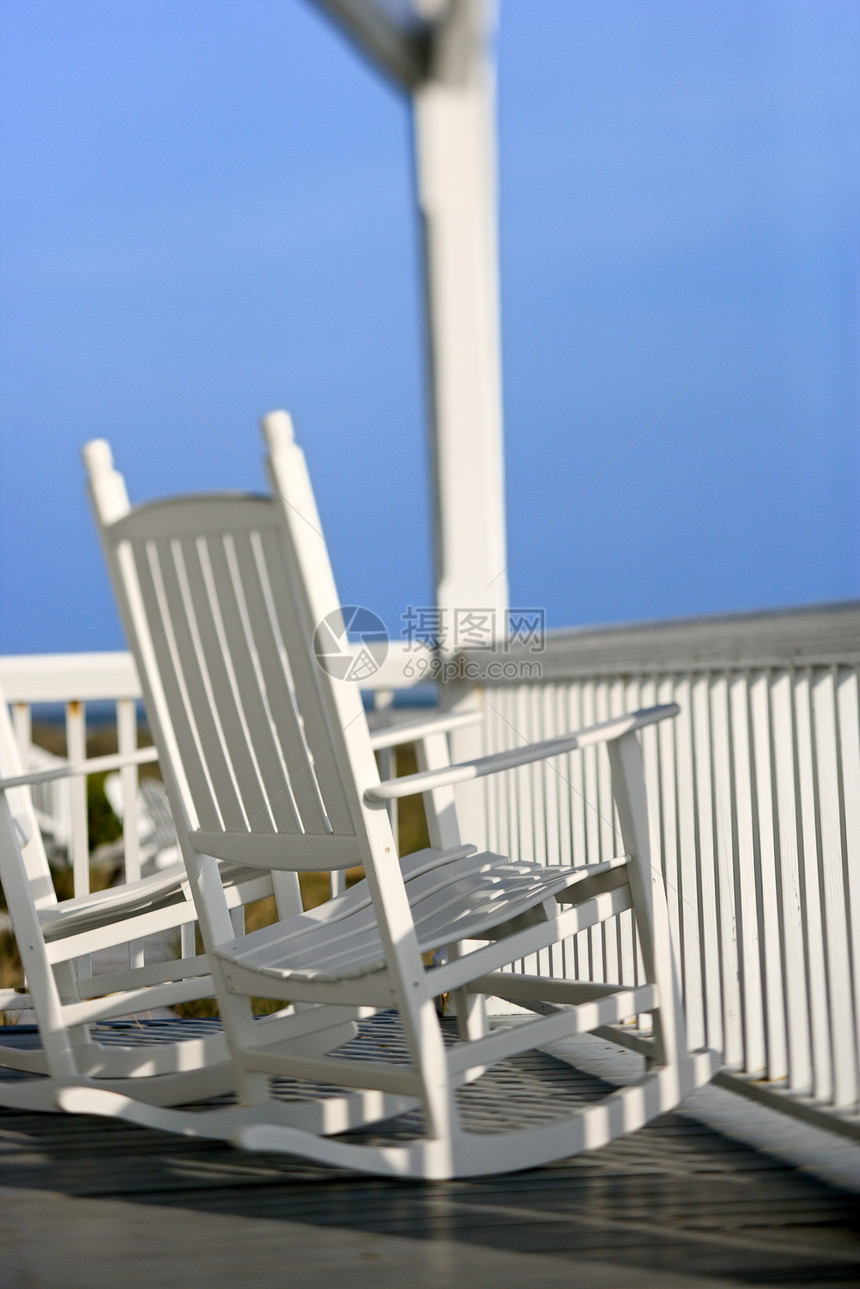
[446,943,488,1041]
[402,996,457,1147]
[607,731,687,1074]
[210,960,270,1105]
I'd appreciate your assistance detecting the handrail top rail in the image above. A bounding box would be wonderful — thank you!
[468,600,860,680]
[0,643,435,704]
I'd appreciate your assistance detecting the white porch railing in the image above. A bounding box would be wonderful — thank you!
[462,601,860,1137]
[2,605,859,1138]
[0,653,147,896]
[0,644,429,893]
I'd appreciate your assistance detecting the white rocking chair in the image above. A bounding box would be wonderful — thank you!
[66,416,718,1178]
[0,686,295,1109]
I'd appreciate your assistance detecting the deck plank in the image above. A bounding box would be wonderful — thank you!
[0,1024,857,1288]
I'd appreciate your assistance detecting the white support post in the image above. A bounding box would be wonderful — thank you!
[412,0,508,644]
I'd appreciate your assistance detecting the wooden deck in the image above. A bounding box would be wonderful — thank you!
[0,1025,858,1288]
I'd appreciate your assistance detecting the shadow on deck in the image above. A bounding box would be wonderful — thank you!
[0,1027,858,1288]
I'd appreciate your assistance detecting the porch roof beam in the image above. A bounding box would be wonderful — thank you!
[311,0,431,90]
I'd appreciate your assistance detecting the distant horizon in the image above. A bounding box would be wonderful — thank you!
[2,0,858,654]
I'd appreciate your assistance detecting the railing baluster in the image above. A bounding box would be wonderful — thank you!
[750,670,788,1081]
[117,697,144,970]
[710,673,743,1068]
[794,669,833,1102]
[813,667,857,1108]
[567,682,588,979]
[12,702,31,763]
[656,676,681,996]
[674,677,705,1051]
[836,668,860,1104]
[771,669,812,1092]
[692,674,722,1058]
[65,699,90,979]
[730,673,765,1075]
[65,701,89,897]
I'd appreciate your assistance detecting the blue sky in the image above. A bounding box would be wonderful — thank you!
[1,0,858,653]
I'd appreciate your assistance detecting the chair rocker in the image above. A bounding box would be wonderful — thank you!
[64,416,718,1177]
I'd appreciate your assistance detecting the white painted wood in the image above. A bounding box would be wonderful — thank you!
[464,603,860,680]
[812,668,857,1108]
[708,674,743,1069]
[794,670,834,1102]
[0,686,238,1104]
[70,424,712,1178]
[596,682,618,987]
[11,703,31,766]
[540,685,564,981]
[550,685,575,980]
[368,705,681,799]
[368,708,483,751]
[749,671,788,1081]
[469,644,860,1130]
[770,670,812,1092]
[11,607,857,1131]
[116,698,143,970]
[730,673,767,1075]
[65,701,89,900]
[411,0,507,645]
[656,676,682,998]
[836,668,860,1104]
[692,675,722,1056]
[674,678,704,1051]
[613,679,636,989]
[513,686,535,864]
[483,691,501,854]
[0,652,141,703]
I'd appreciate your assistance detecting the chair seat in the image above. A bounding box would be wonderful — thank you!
[39,860,263,941]
[214,853,631,984]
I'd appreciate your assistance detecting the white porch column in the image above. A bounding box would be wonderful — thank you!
[412,0,508,647]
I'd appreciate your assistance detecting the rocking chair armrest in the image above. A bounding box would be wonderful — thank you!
[0,746,159,793]
[365,703,679,802]
[367,708,483,751]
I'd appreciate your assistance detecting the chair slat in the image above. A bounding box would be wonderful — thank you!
[813,668,857,1108]
[148,539,247,831]
[206,533,304,834]
[219,859,627,981]
[178,536,277,832]
[231,531,332,835]
[130,540,222,831]
[258,527,355,837]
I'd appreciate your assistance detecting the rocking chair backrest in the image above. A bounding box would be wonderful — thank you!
[84,442,390,878]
